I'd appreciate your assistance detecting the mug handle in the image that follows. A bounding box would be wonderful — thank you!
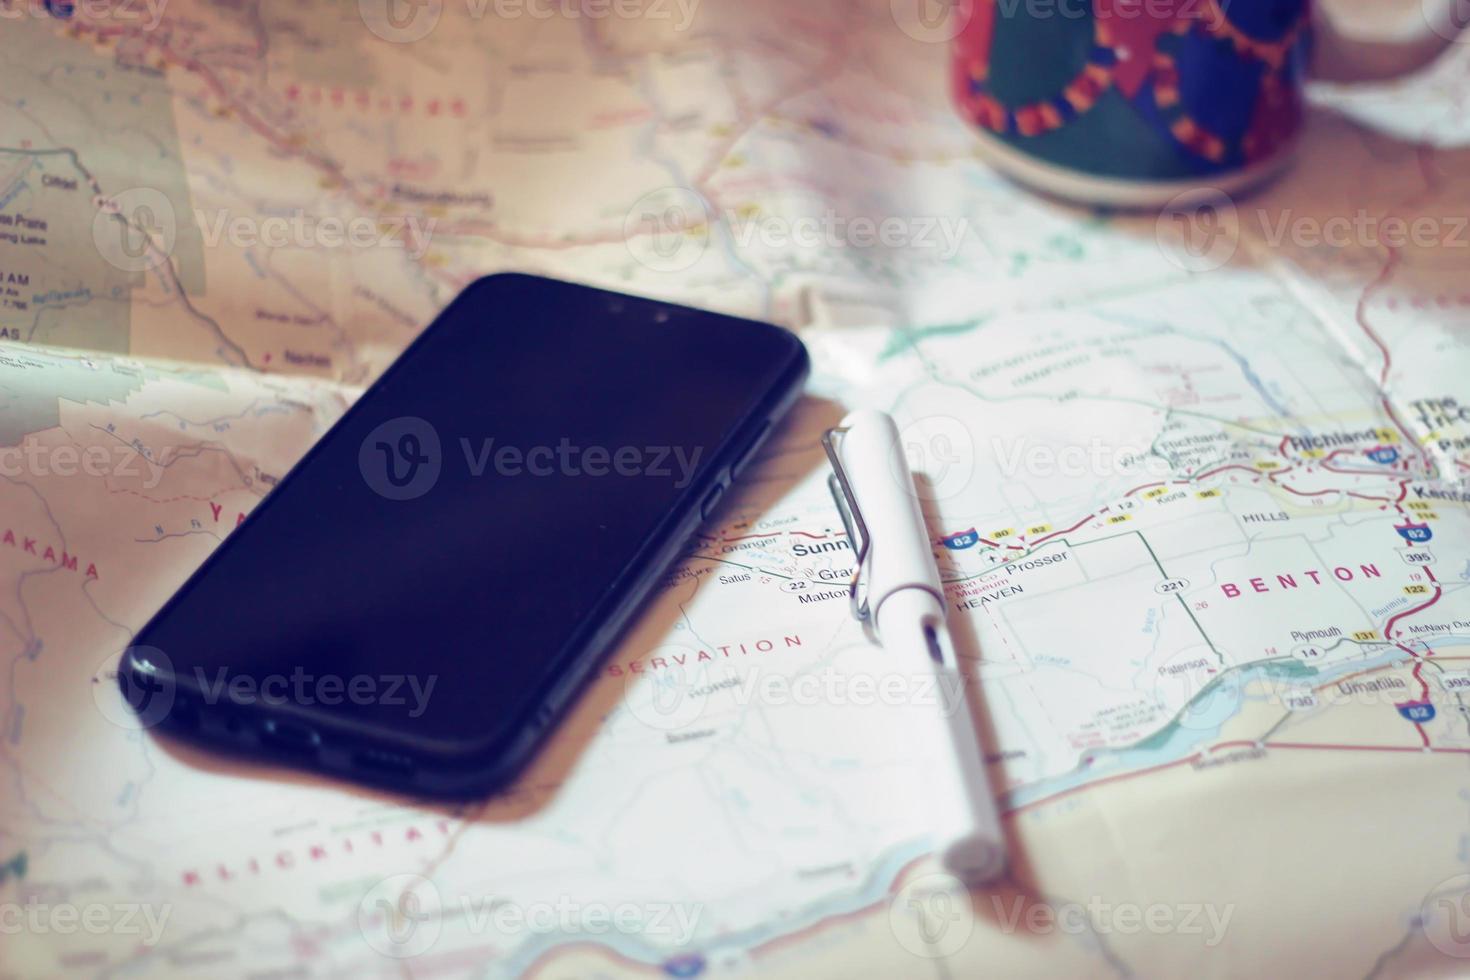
[1314,0,1465,81]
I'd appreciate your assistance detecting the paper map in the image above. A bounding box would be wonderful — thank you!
[3,0,1470,975]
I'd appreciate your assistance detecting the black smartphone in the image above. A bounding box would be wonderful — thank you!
[121,273,808,795]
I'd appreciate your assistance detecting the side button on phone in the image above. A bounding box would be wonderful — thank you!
[701,482,727,519]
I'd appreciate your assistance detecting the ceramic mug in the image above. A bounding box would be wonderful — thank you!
[949,0,1466,207]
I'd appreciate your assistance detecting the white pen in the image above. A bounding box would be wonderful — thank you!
[823,409,1007,886]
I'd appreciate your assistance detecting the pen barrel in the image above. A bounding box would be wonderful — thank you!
[918,666,1008,886]
[836,410,943,615]
[883,589,1008,887]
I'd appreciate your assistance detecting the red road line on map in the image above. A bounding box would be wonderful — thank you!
[1212,739,1460,755]
[1417,144,1443,190]
[1384,585,1444,642]
[1275,484,1337,498]
[721,530,842,544]
[1271,740,1466,754]
[1192,464,1260,481]
[1351,248,1436,474]
[721,531,782,542]
[1403,650,1433,744]
[1024,514,1096,550]
[1357,249,1400,387]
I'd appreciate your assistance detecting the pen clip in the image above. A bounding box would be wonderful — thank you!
[821,427,871,625]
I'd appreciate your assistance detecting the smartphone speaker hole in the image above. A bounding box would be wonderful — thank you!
[260,719,321,755]
[352,748,416,776]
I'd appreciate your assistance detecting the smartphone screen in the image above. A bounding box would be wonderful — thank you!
[127,274,807,789]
